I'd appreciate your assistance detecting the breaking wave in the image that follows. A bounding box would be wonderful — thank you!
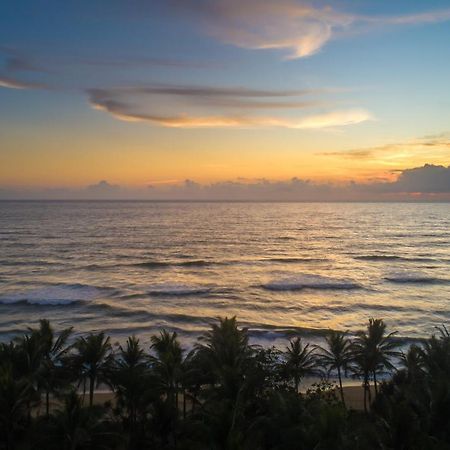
[147,283,212,296]
[0,283,102,305]
[261,274,361,291]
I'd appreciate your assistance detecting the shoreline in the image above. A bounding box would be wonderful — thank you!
[35,381,373,416]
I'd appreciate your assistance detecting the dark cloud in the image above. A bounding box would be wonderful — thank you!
[392,164,450,193]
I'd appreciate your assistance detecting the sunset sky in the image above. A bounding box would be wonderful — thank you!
[1,0,450,199]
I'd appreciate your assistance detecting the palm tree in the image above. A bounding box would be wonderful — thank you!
[150,330,183,408]
[72,332,112,408]
[14,333,44,420]
[28,319,73,416]
[0,363,32,450]
[112,335,151,429]
[352,318,400,411]
[316,330,352,405]
[195,317,253,398]
[400,343,424,384]
[194,317,254,449]
[283,337,316,393]
[52,389,111,450]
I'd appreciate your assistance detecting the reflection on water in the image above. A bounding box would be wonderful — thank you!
[1,201,450,346]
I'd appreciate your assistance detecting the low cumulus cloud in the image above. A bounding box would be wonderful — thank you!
[2,165,450,201]
[169,0,450,59]
[88,84,371,129]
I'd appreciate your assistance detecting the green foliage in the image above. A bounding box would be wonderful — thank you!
[0,317,449,450]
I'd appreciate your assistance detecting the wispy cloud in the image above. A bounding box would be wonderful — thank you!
[0,75,45,90]
[170,0,352,59]
[170,0,450,59]
[320,134,450,164]
[88,84,371,129]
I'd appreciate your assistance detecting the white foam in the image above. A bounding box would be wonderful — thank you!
[148,283,211,296]
[262,274,360,291]
[0,284,100,305]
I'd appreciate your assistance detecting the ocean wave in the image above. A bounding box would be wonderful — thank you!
[263,257,327,263]
[354,255,435,262]
[0,283,102,305]
[148,283,212,296]
[133,260,210,269]
[384,273,441,284]
[261,274,361,291]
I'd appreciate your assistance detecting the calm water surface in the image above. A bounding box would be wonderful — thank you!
[1,201,450,346]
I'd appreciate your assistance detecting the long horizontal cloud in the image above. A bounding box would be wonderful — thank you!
[88,85,371,129]
[0,75,45,90]
[319,134,450,165]
[169,0,450,59]
[3,164,450,201]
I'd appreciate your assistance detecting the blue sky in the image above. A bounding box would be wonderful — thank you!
[1,0,450,199]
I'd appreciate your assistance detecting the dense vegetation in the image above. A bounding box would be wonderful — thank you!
[1,317,450,450]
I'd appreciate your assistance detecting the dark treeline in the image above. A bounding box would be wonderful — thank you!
[1,317,450,450]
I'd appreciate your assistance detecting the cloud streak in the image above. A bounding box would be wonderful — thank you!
[170,0,450,59]
[0,75,45,90]
[319,134,450,164]
[88,84,371,129]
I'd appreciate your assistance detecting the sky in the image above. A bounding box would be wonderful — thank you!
[1,0,450,200]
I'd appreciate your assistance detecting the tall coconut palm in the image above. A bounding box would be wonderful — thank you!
[112,335,151,428]
[150,330,183,408]
[14,333,44,420]
[195,316,253,398]
[316,330,352,405]
[72,332,112,408]
[283,337,316,393]
[28,319,73,416]
[353,318,400,411]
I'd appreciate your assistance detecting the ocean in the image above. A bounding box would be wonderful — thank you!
[1,201,450,347]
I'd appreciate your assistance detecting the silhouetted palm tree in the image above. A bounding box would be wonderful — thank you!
[195,316,253,398]
[283,337,316,393]
[28,319,73,416]
[72,332,112,408]
[353,318,400,411]
[112,335,152,429]
[316,330,352,405]
[0,363,32,450]
[52,389,113,450]
[14,333,43,420]
[150,330,183,407]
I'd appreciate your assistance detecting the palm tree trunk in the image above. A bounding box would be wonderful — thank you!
[337,366,345,406]
[363,375,368,413]
[46,390,50,417]
[373,371,378,397]
[89,375,95,407]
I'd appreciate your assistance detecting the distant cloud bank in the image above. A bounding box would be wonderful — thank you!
[2,164,450,201]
